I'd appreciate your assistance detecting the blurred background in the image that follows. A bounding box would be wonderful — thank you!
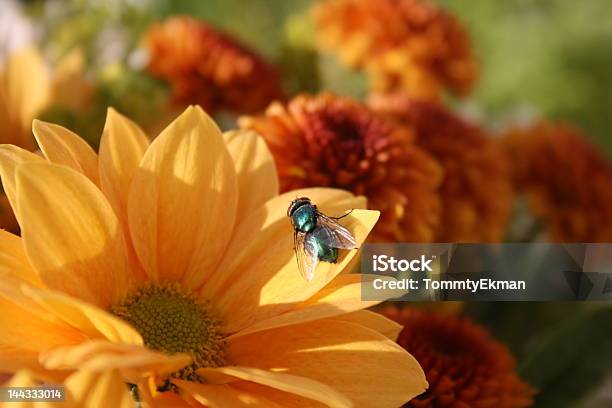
[6,0,610,153]
[2,0,612,407]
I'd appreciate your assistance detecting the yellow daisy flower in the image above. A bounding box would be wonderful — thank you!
[0,106,427,407]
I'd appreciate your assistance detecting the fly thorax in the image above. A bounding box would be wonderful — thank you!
[292,205,317,233]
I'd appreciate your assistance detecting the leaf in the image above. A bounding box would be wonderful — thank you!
[519,306,612,408]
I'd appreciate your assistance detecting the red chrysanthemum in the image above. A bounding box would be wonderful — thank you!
[381,307,536,408]
[501,122,612,242]
[370,94,513,242]
[239,93,443,242]
[312,0,478,101]
[144,16,284,114]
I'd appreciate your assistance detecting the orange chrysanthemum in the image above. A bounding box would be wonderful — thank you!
[239,93,443,242]
[312,0,477,101]
[0,106,428,407]
[145,16,284,114]
[370,94,513,242]
[501,122,612,242]
[381,307,535,408]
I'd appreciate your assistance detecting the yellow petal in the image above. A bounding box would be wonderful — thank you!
[229,274,380,338]
[41,340,190,383]
[0,145,43,221]
[223,130,279,218]
[138,386,192,408]
[329,310,402,341]
[0,295,87,352]
[99,108,150,226]
[128,106,238,289]
[229,382,326,407]
[22,285,142,345]
[174,380,285,408]
[0,229,42,288]
[197,366,352,408]
[210,188,377,333]
[228,319,428,408]
[32,120,99,185]
[0,348,68,384]
[65,370,134,408]
[16,162,133,307]
[0,48,50,148]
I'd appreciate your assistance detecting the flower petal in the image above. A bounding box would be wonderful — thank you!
[0,145,43,222]
[0,348,68,383]
[0,229,42,288]
[228,274,380,338]
[32,119,99,185]
[173,380,285,408]
[328,310,402,341]
[223,130,279,218]
[197,366,352,408]
[16,162,133,307]
[0,277,87,354]
[0,294,87,352]
[22,285,142,345]
[138,388,191,408]
[128,106,238,289]
[228,319,428,408]
[209,188,376,333]
[41,340,190,383]
[65,370,134,408]
[99,108,150,226]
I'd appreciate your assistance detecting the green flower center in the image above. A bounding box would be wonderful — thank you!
[111,284,225,387]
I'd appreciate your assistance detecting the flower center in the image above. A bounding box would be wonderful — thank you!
[111,284,225,386]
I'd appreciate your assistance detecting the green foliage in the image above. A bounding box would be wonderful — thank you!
[518,306,612,407]
[439,0,612,154]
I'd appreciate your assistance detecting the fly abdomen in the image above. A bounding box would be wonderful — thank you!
[313,239,339,263]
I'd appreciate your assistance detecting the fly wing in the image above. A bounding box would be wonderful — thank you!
[314,213,357,249]
[294,231,319,282]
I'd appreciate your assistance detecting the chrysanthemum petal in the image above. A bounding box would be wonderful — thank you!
[228,274,380,338]
[99,108,150,226]
[0,229,42,288]
[128,106,238,289]
[228,319,428,408]
[16,162,133,307]
[32,119,99,185]
[209,188,376,333]
[65,370,134,408]
[22,285,142,345]
[197,366,352,408]
[329,310,402,341]
[0,145,43,221]
[223,130,279,218]
[41,340,190,383]
[173,380,285,408]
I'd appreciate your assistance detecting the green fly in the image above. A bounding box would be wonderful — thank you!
[287,197,356,281]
